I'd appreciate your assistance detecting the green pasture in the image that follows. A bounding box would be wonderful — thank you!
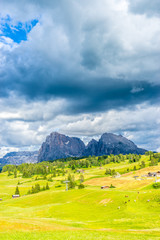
[0,155,160,239]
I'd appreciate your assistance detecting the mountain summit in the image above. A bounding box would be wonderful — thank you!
[87,133,145,156]
[38,132,146,162]
[38,132,85,162]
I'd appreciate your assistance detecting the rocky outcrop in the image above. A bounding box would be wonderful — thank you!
[96,133,145,155]
[85,139,99,156]
[38,132,85,162]
[38,132,146,162]
[0,151,38,165]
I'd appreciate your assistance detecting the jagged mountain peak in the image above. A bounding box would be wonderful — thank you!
[87,138,98,146]
[100,132,136,146]
[38,132,146,161]
[38,132,85,162]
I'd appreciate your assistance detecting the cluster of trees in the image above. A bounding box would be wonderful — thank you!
[105,159,146,176]
[14,182,50,196]
[27,182,50,195]
[140,161,146,168]
[66,174,85,189]
[128,154,141,163]
[2,162,66,178]
[105,168,117,176]
[67,154,142,170]
[153,182,160,189]
[147,152,160,166]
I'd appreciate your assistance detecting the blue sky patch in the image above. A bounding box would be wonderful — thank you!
[0,16,38,43]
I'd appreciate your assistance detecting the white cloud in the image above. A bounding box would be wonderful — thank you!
[0,147,18,158]
[0,96,159,153]
[0,0,159,155]
[131,87,144,93]
[0,0,160,82]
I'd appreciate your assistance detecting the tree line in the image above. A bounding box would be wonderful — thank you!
[2,153,146,179]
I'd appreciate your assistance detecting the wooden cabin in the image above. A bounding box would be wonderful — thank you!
[148,172,157,177]
[77,169,84,173]
[12,195,20,199]
[101,186,109,189]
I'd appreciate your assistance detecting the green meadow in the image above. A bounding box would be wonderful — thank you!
[0,154,160,239]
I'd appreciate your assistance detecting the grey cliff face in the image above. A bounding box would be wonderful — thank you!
[38,132,85,161]
[0,132,146,165]
[85,139,99,156]
[97,133,143,155]
[38,132,146,162]
[0,151,38,165]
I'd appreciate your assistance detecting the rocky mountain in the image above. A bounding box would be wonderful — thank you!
[38,132,85,162]
[85,139,99,156]
[86,133,146,156]
[38,132,146,162]
[0,151,38,165]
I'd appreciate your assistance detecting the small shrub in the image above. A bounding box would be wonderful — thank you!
[8,171,12,176]
[55,185,62,188]
[79,174,84,183]
[78,183,85,189]
[48,177,53,182]
[153,182,160,189]
[43,175,47,180]
[27,190,31,194]
[46,182,50,190]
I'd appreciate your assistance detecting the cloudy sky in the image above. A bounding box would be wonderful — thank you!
[0,0,160,157]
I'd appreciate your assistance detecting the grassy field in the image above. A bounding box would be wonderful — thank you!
[0,155,160,239]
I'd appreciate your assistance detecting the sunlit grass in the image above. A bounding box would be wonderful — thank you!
[0,155,160,239]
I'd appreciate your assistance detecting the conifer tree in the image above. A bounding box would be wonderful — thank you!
[79,174,84,183]
[14,169,17,178]
[46,182,49,190]
[15,186,20,195]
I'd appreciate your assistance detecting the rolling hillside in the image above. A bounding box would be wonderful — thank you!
[0,153,160,240]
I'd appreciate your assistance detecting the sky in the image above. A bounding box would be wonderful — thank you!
[0,0,160,157]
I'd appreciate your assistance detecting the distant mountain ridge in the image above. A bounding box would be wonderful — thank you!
[0,151,38,165]
[0,132,146,166]
[38,132,146,162]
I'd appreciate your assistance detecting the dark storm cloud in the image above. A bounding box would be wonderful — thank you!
[0,0,159,113]
[1,53,160,114]
[0,0,160,152]
[66,80,160,114]
[128,0,160,17]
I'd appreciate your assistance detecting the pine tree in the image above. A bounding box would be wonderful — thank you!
[78,183,85,189]
[140,161,145,169]
[79,174,84,183]
[14,169,17,178]
[27,190,31,194]
[31,186,35,194]
[35,183,40,193]
[46,182,49,190]
[68,174,76,189]
[15,186,20,195]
